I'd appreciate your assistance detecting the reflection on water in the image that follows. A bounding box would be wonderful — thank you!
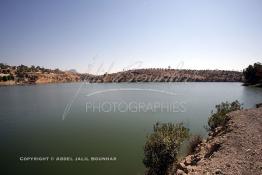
[0,82,261,175]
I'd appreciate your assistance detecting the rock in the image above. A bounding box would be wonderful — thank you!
[205,143,221,158]
[215,126,223,133]
[176,169,186,175]
[207,136,213,141]
[177,162,188,173]
[195,146,200,152]
[205,143,212,150]
[191,154,201,165]
[214,169,224,175]
[226,163,231,167]
[212,127,224,137]
[256,103,262,108]
[184,155,192,165]
[186,165,196,172]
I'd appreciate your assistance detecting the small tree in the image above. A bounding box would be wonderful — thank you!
[2,76,7,81]
[207,100,242,131]
[10,74,14,80]
[143,122,189,175]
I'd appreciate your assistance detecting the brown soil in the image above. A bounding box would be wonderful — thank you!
[175,107,262,175]
[0,80,16,85]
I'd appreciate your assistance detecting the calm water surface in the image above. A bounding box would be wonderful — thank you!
[1,82,262,175]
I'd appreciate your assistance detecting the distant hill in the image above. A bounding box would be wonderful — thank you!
[0,63,243,85]
[81,68,243,83]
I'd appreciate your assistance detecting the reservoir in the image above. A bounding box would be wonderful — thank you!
[1,82,262,175]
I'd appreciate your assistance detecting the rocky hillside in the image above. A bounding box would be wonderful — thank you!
[81,69,243,83]
[1,63,243,85]
[0,63,80,85]
[173,107,262,175]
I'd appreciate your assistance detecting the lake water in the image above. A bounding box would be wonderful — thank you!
[1,82,262,175]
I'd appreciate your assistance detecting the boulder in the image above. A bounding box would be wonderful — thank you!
[184,155,192,165]
[214,168,224,175]
[176,169,186,175]
[256,103,262,108]
[205,143,221,158]
[177,162,188,173]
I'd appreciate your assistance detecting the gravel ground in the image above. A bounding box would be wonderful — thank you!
[187,107,262,175]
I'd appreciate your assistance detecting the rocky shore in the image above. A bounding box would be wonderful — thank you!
[171,107,262,175]
[0,72,80,86]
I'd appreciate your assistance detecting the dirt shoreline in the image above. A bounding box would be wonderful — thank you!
[0,80,80,86]
[174,107,262,175]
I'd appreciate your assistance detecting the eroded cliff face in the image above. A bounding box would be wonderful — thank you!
[35,72,80,84]
[170,107,262,175]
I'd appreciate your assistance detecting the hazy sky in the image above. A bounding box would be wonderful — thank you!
[0,0,262,73]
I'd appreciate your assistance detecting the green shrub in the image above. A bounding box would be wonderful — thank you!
[2,76,7,81]
[207,100,242,131]
[187,135,202,154]
[143,122,189,175]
